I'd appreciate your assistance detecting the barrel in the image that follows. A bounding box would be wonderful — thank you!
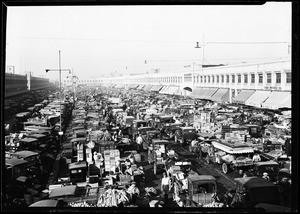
[24,193,33,205]
[134,153,141,163]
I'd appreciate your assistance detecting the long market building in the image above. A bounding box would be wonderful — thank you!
[64,59,291,110]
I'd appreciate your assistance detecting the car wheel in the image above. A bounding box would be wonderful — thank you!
[222,163,228,174]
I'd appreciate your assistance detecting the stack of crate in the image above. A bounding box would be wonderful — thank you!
[104,149,120,172]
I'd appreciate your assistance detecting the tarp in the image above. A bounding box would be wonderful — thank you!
[261,91,291,110]
[244,90,271,108]
[201,88,219,100]
[232,89,255,105]
[211,88,230,103]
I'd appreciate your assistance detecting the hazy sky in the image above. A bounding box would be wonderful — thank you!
[6,3,291,80]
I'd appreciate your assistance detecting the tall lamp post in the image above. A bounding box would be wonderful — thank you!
[45,50,71,143]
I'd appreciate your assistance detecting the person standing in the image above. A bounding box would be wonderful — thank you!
[161,172,171,204]
[136,134,143,152]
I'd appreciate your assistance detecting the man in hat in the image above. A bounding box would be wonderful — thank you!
[262,172,270,181]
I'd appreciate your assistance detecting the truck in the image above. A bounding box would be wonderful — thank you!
[207,139,254,174]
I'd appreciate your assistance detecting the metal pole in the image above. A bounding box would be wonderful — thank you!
[59,50,62,139]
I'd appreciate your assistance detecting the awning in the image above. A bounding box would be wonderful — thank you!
[193,87,206,99]
[150,85,164,92]
[232,89,255,105]
[244,90,271,108]
[211,88,230,103]
[159,85,170,94]
[278,93,291,109]
[137,84,145,90]
[201,88,219,100]
[261,91,291,110]
[165,86,180,95]
[143,85,153,91]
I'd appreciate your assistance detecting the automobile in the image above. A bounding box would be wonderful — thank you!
[123,116,135,127]
[188,174,217,206]
[233,176,280,208]
[161,122,184,139]
[148,139,169,174]
[208,139,254,174]
[16,137,40,152]
[5,157,29,184]
[68,161,88,183]
[142,130,161,150]
[13,112,31,132]
[251,161,279,182]
[174,127,197,146]
[131,120,148,140]
[155,115,175,129]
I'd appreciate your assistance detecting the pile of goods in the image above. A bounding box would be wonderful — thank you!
[202,202,225,207]
[145,187,157,196]
[69,201,97,207]
[97,188,129,207]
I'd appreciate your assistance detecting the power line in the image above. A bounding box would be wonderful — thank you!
[207,41,289,44]
[8,35,290,45]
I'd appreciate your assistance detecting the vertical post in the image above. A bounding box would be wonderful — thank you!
[202,34,205,65]
[59,50,62,147]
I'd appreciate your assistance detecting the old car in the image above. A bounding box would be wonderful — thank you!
[187,174,218,206]
[174,127,198,146]
[208,139,254,174]
[148,139,169,174]
[233,176,280,208]
[68,161,88,183]
[143,130,161,150]
[251,161,279,182]
[161,122,184,140]
[13,112,32,132]
[131,119,148,140]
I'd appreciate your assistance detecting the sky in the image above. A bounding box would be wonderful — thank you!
[5,2,292,81]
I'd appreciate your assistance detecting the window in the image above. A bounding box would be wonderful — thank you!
[221,75,224,83]
[208,76,210,83]
[267,73,272,83]
[286,72,291,83]
[212,76,215,83]
[201,76,203,83]
[258,73,263,84]
[276,73,281,84]
[251,74,255,83]
[226,75,229,83]
[217,75,219,83]
[197,76,199,82]
[232,75,235,83]
[244,74,248,83]
[204,76,206,83]
[238,74,241,83]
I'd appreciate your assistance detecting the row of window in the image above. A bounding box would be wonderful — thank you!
[152,72,291,85]
[65,71,291,85]
[64,79,103,83]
